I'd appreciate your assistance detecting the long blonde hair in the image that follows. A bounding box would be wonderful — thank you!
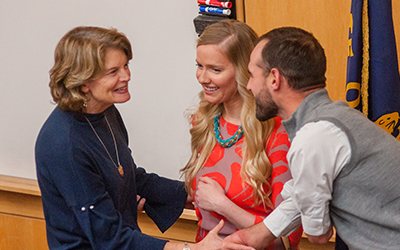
[181,20,276,207]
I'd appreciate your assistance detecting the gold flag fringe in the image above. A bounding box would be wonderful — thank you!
[361,0,370,117]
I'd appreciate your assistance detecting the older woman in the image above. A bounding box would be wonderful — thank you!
[35,26,252,250]
[180,20,303,250]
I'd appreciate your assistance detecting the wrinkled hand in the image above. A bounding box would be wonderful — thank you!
[196,177,227,212]
[224,222,275,250]
[137,195,146,212]
[195,220,255,250]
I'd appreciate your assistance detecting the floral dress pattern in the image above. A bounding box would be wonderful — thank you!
[192,116,302,249]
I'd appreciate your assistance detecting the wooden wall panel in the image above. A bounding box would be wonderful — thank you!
[138,210,198,242]
[0,214,48,250]
[0,190,44,219]
[244,0,400,102]
[234,0,245,22]
[0,175,335,249]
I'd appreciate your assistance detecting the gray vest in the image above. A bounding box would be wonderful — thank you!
[282,89,400,250]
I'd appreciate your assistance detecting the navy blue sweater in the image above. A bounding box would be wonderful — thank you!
[35,105,187,249]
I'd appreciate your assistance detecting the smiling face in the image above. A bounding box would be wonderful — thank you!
[196,44,240,106]
[82,49,131,114]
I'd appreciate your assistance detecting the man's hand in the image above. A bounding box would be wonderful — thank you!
[163,220,256,250]
[193,220,255,250]
[306,225,333,244]
[224,222,276,250]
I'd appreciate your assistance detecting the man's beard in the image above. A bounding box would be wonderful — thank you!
[255,88,279,121]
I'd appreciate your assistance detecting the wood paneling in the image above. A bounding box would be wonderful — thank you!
[0,175,199,250]
[0,213,48,250]
[234,0,245,22]
[0,175,335,249]
[0,175,41,196]
[244,0,400,102]
[0,190,44,219]
[138,210,198,242]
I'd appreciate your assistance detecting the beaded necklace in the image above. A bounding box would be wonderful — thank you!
[213,115,243,148]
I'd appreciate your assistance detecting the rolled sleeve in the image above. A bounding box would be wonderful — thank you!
[300,204,331,236]
[263,181,301,237]
[288,121,350,236]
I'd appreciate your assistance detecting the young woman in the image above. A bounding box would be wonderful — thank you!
[181,20,303,250]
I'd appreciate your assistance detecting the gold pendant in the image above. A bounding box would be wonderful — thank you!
[118,165,124,176]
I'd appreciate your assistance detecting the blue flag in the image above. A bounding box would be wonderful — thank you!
[346,0,400,140]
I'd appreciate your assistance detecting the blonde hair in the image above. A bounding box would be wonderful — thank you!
[49,26,132,111]
[181,20,276,207]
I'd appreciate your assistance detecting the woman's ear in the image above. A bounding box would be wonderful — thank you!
[81,83,90,93]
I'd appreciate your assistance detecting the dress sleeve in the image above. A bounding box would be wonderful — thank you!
[266,117,292,208]
[265,117,303,248]
[135,167,188,232]
[111,106,188,231]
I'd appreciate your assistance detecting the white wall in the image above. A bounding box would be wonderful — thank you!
[0,0,202,180]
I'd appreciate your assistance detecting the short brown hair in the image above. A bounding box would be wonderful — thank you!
[259,27,326,91]
[49,26,132,111]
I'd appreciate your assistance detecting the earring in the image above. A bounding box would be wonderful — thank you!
[83,94,88,108]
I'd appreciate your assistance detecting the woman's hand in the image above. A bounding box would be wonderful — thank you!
[185,194,195,209]
[196,177,257,230]
[196,177,227,213]
[137,195,146,212]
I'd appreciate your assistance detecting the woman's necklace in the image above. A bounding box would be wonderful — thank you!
[213,114,243,148]
[84,115,124,177]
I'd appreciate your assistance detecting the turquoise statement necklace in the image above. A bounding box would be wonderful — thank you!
[213,115,243,148]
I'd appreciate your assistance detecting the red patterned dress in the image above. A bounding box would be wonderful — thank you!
[192,116,302,249]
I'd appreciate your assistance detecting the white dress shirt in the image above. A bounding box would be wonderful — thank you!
[264,120,351,237]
